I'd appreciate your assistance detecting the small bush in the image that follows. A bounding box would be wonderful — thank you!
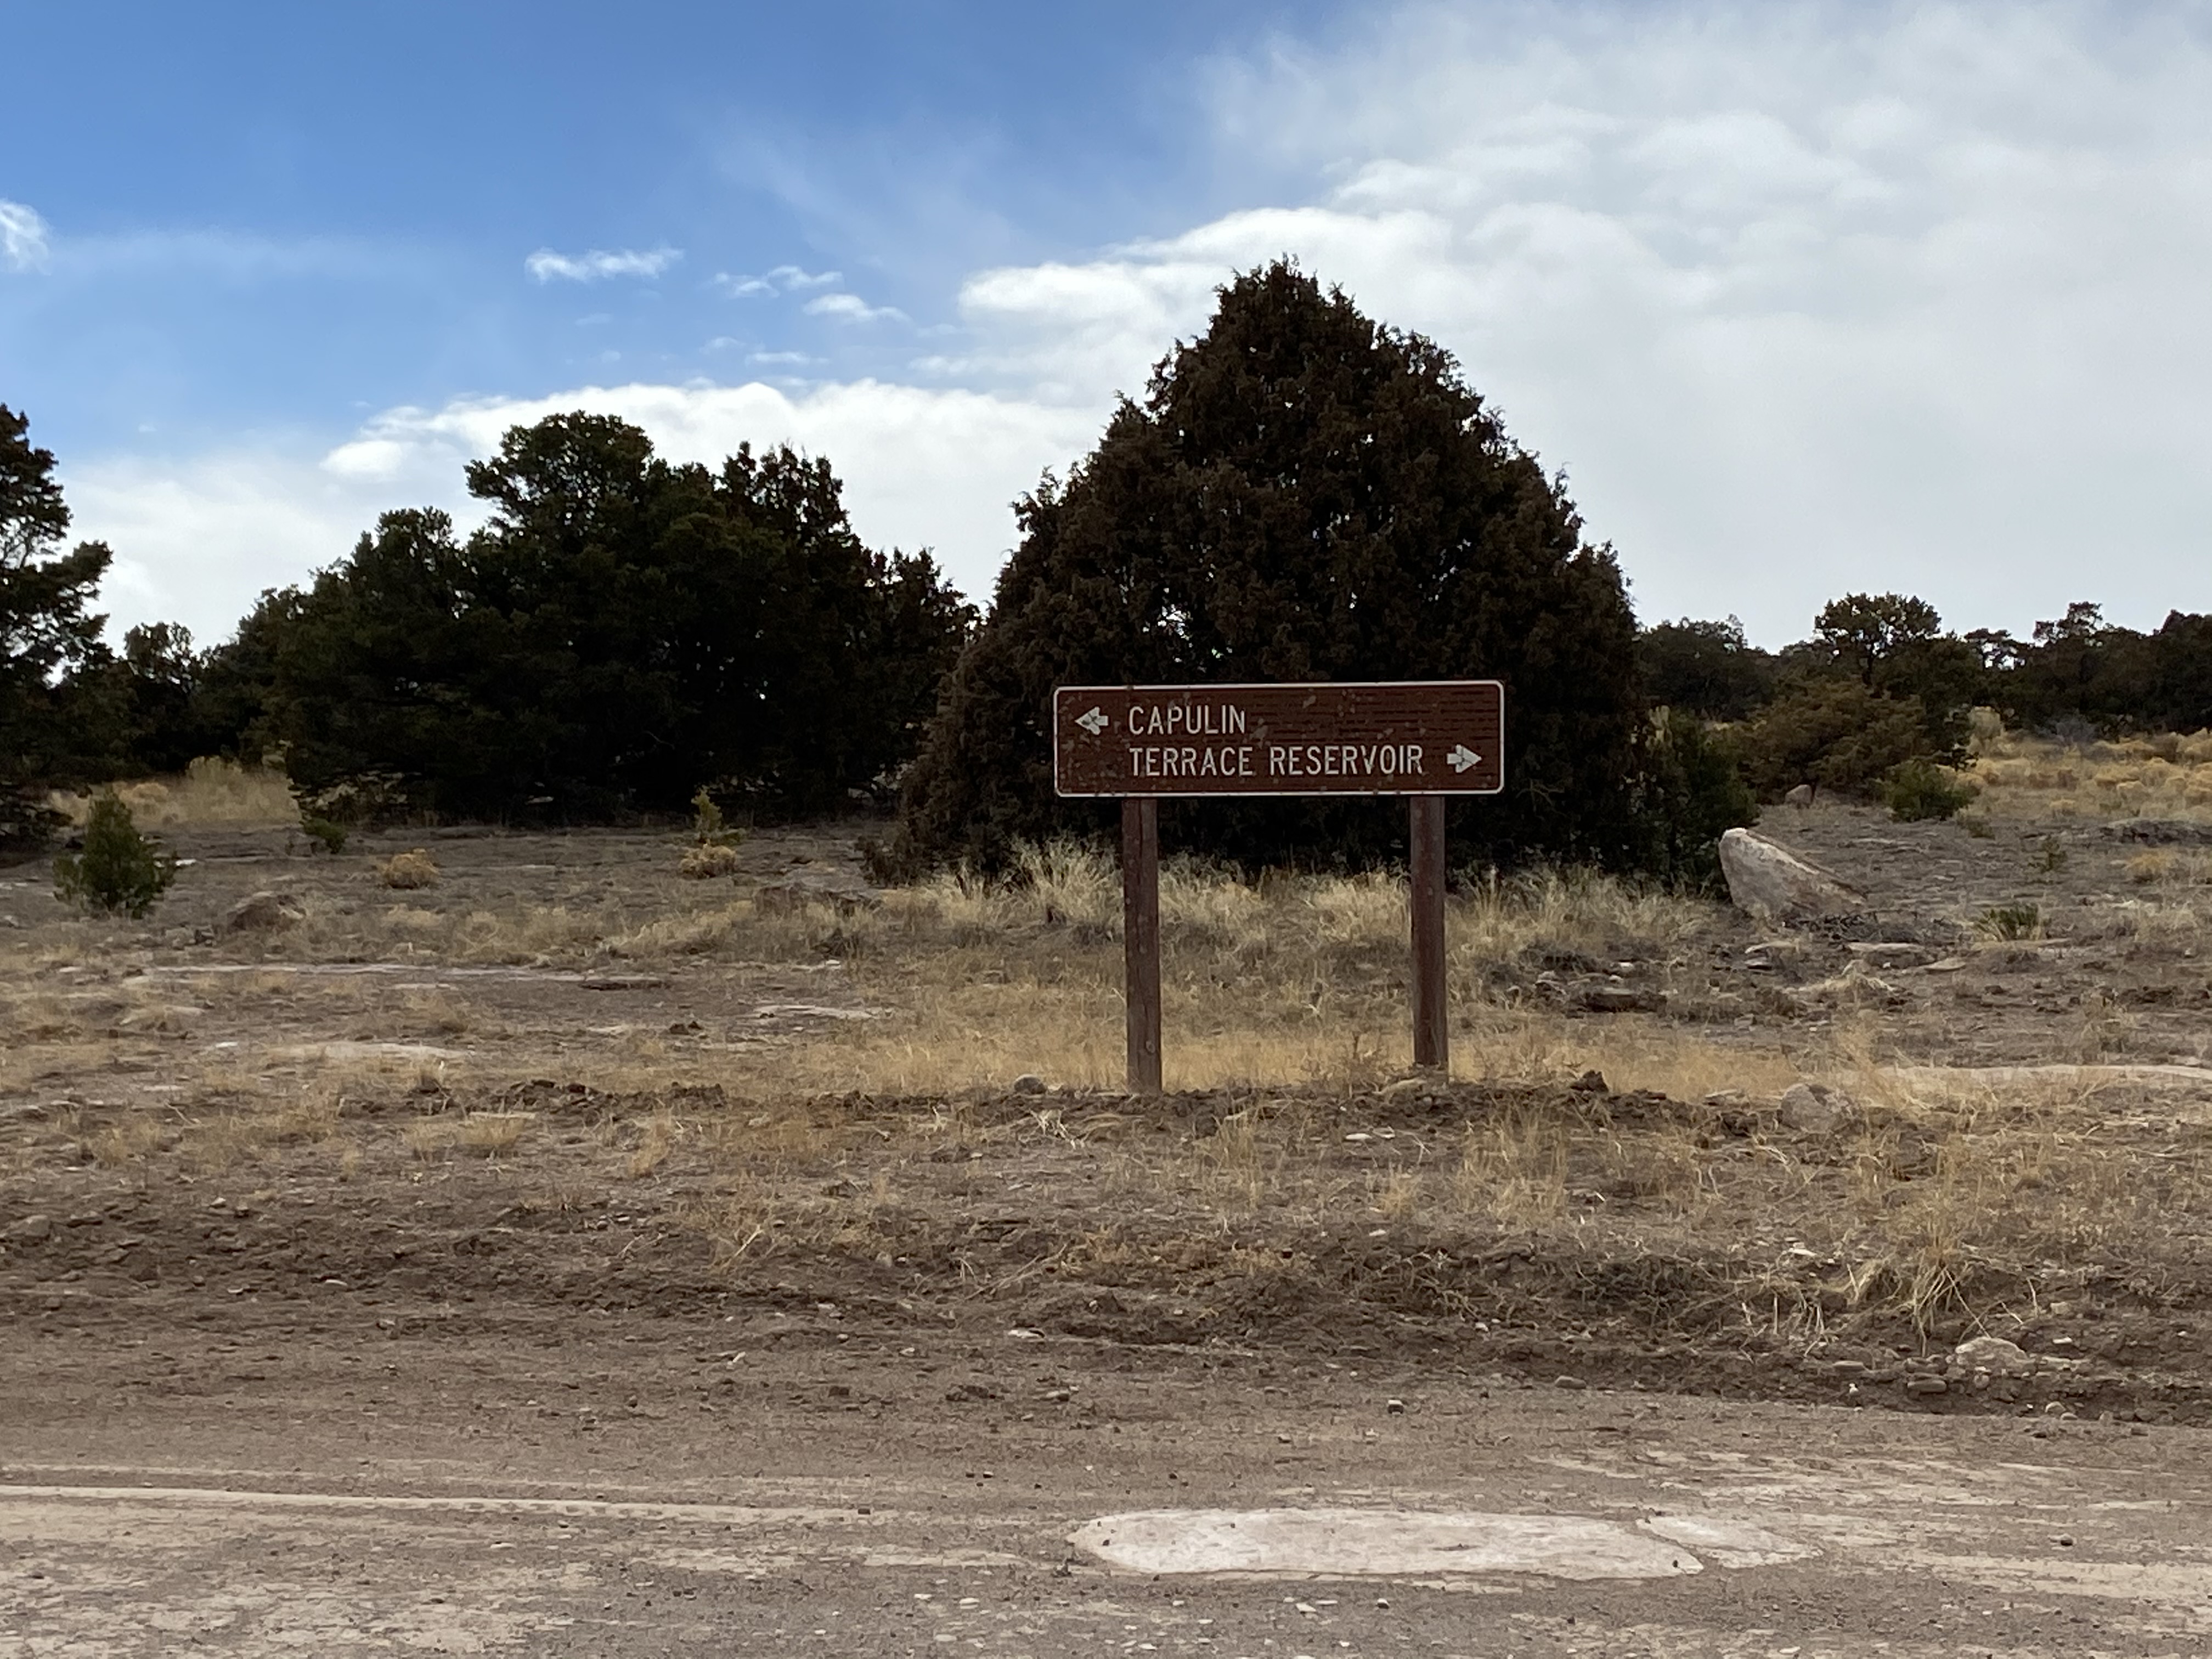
[300,814,348,855]
[1975,902,2043,941]
[1883,759,1978,822]
[1737,679,1932,799]
[53,789,177,917]
[679,842,743,879]
[377,849,439,889]
[691,788,747,849]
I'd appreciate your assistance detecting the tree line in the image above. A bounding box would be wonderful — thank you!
[5,262,2209,878]
[1638,595,2212,800]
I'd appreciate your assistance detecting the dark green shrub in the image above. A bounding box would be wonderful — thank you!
[1637,710,1758,889]
[1883,759,1978,822]
[1736,679,1930,799]
[300,813,348,855]
[894,261,1646,876]
[53,789,176,917]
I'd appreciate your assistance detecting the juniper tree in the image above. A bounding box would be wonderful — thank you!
[894,261,1649,874]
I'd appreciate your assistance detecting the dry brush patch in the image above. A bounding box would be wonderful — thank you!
[1967,729,2212,824]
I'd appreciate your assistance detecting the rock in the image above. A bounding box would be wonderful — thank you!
[1741,939,1807,973]
[2101,819,2212,845]
[1906,1375,1949,1396]
[1784,783,1816,807]
[1571,983,1662,1014]
[1568,1069,1610,1094]
[1953,1335,2036,1378]
[1718,828,1868,925]
[1,1103,49,1123]
[1848,941,1937,970]
[577,974,671,991]
[754,872,883,913]
[221,891,305,935]
[1012,1074,1047,1096]
[1385,1397,1406,1415]
[1778,1081,1856,1135]
[4,1214,53,1243]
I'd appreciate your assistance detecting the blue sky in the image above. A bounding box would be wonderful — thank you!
[5,1,2212,647]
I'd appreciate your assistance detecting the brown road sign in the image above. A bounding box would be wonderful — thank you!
[1053,680,1504,798]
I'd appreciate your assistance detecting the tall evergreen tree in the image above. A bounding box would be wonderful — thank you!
[894,261,1650,874]
[262,414,973,820]
[0,405,119,849]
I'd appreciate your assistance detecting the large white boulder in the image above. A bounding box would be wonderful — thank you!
[1717,828,1865,924]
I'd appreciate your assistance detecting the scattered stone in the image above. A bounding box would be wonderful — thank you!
[945,1383,1001,1403]
[1740,939,1808,974]
[1571,984,1662,1014]
[1847,941,1937,970]
[578,974,671,991]
[1906,1375,1948,1396]
[1784,783,1816,807]
[1012,1074,1048,1096]
[1778,1081,1856,1135]
[2101,819,2212,845]
[220,891,305,935]
[1385,1398,1406,1415]
[1568,1069,1610,1094]
[1552,1375,1587,1391]
[1953,1335,2036,1378]
[1,1103,49,1122]
[4,1214,53,1243]
[1717,829,1869,925]
[1925,956,1968,973]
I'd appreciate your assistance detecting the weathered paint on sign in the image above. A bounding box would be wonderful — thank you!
[1053,681,1504,798]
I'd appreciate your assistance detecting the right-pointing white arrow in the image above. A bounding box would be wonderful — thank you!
[1447,744,1481,774]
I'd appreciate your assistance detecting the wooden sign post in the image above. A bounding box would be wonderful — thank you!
[1055,681,1505,1091]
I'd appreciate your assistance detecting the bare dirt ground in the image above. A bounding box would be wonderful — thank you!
[4,767,2211,1652]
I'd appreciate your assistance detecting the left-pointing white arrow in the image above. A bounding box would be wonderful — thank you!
[1076,706,1109,736]
[1447,744,1481,774]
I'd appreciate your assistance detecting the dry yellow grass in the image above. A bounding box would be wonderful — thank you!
[679,843,743,879]
[377,849,440,889]
[405,1110,533,1160]
[49,757,295,827]
[1967,727,2212,822]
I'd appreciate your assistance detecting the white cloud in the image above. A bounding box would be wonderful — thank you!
[768,264,840,290]
[71,380,1099,636]
[896,1,2212,642]
[65,2,2212,650]
[714,264,842,297]
[524,245,681,283]
[804,291,907,324]
[64,448,399,644]
[0,199,51,272]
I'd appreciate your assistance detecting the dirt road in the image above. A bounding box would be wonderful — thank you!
[5,1317,2208,1656]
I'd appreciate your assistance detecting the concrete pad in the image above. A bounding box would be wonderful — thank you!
[1071,1508,1706,1580]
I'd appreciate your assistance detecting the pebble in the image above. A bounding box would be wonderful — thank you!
[1385,1397,1406,1415]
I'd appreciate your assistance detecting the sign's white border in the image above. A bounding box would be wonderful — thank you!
[1052,679,1507,799]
